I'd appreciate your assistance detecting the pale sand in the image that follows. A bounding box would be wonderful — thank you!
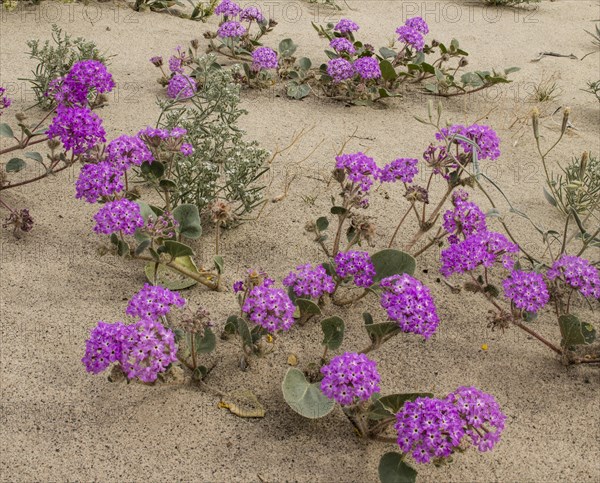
[0,1,599,481]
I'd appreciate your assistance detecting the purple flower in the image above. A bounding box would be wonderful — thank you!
[251,47,278,71]
[93,198,144,236]
[443,190,487,244]
[242,279,295,332]
[440,231,519,277]
[180,143,194,156]
[320,352,380,405]
[405,16,429,34]
[547,255,600,299]
[82,321,130,375]
[46,106,106,155]
[395,396,465,464]
[75,161,124,203]
[353,56,381,80]
[119,318,178,383]
[233,280,244,293]
[395,387,505,464]
[436,124,501,161]
[0,87,12,113]
[106,134,154,171]
[215,0,241,17]
[168,56,184,74]
[377,158,419,183]
[329,37,356,55]
[326,58,356,83]
[126,283,186,321]
[240,6,264,22]
[335,152,378,192]
[450,386,506,452]
[380,274,440,339]
[218,21,247,38]
[334,250,376,288]
[334,18,359,33]
[283,263,335,299]
[47,60,115,107]
[167,74,197,99]
[149,56,163,67]
[502,270,549,313]
[396,26,425,51]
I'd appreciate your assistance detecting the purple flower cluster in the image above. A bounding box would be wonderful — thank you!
[215,0,241,17]
[326,58,356,83]
[167,74,197,99]
[82,318,178,383]
[126,283,186,321]
[405,16,429,34]
[283,263,335,299]
[46,106,106,155]
[240,6,264,22]
[380,274,440,339]
[334,18,359,34]
[218,20,247,38]
[395,387,505,464]
[440,231,519,277]
[105,134,154,171]
[0,87,12,114]
[450,386,506,452]
[334,250,376,288]
[93,198,144,236]
[396,25,425,51]
[502,270,549,313]
[75,161,124,203]
[180,143,194,156]
[168,56,184,74]
[377,158,419,183]
[353,56,381,80]
[442,190,487,244]
[329,37,356,55]
[48,60,115,107]
[251,47,278,71]
[320,352,380,405]
[335,152,378,192]
[436,124,501,161]
[547,255,600,299]
[242,279,295,332]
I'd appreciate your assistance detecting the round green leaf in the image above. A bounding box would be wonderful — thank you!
[559,314,596,347]
[371,249,416,283]
[5,158,26,173]
[378,452,417,483]
[282,368,335,419]
[195,328,216,354]
[0,123,14,138]
[163,240,195,258]
[321,316,345,350]
[144,256,199,289]
[172,204,202,239]
[296,298,322,316]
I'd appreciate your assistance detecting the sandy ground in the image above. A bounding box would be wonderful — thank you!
[1,0,599,481]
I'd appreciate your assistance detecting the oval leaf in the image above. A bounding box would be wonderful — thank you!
[378,452,417,483]
[321,316,345,350]
[195,328,216,354]
[371,249,416,283]
[144,256,199,289]
[297,298,322,316]
[172,204,202,239]
[6,158,26,173]
[163,240,194,258]
[282,368,335,419]
[559,314,596,347]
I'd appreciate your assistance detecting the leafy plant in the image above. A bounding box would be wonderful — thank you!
[19,25,110,109]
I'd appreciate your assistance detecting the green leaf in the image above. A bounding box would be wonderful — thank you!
[316,216,329,232]
[141,160,165,179]
[195,328,216,354]
[236,317,253,348]
[159,179,178,192]
[5,158,26,173]
[144,256,199,289]
[379,47,397,59]
[117,240,130,257]
[24,152,43,163]
[297,57,312,70]
[363,311,399,340]
[296,298,322,316]
[378,452,417,483]
[287,83,311,100]
[214,255,224,274]
[282,368,335,419]
[278,38,298,57]
[369,393,434,420]
[321,316,345,350]
[543,187,557,207]
[331,206,348,216]
[0,123,14,138]
[371,249,416,283]
[172,204,202,239]
[163,240,194,258]
[135,239,151,256]
[559,314,596,347]
[379,60,397,81]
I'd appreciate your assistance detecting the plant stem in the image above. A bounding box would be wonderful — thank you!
[134,254,219,290]
[388,203,414,248]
